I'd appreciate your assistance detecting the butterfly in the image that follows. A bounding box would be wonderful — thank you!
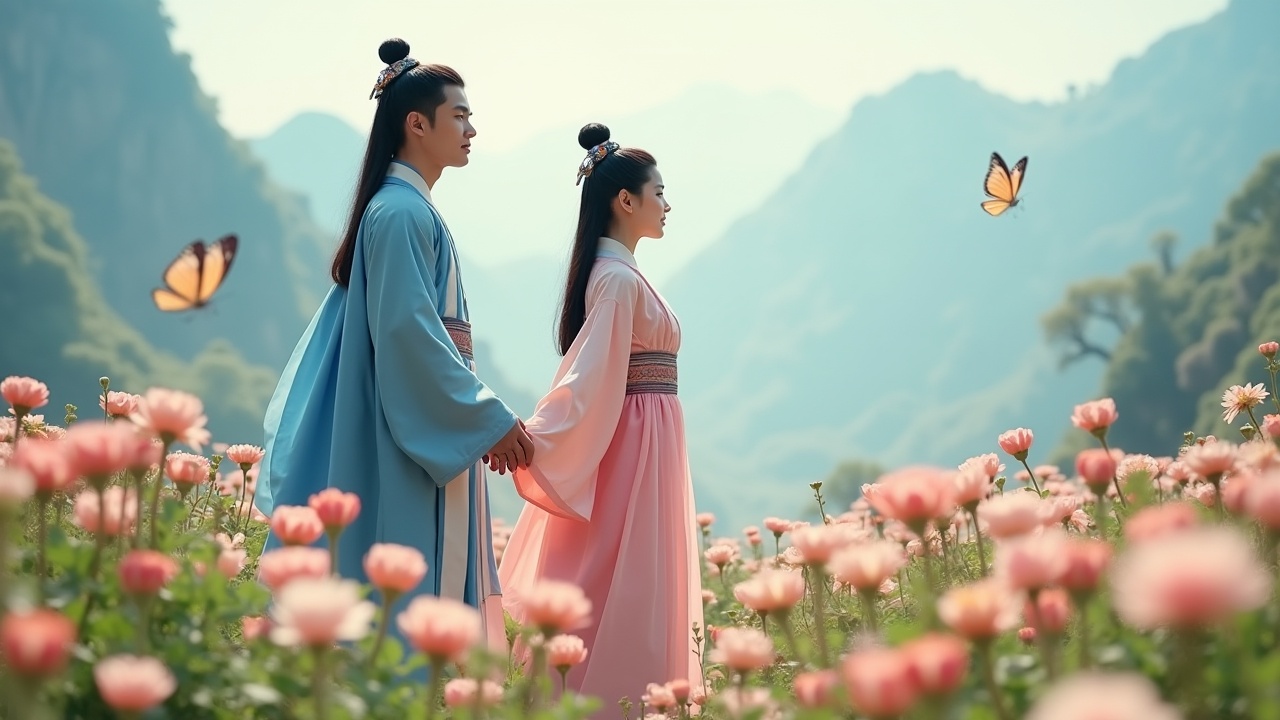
[151,234,238,312]
[980,152,1028,217]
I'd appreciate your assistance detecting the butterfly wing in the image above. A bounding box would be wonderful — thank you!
[981,199,1012,216]
[981,152,1029,217]
[1007,156,1028,201]
[152,240,207,312]
[196,234,238,304]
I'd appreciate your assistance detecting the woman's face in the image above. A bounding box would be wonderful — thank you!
[631,168,671,239]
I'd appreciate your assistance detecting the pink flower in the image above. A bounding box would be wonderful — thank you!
[976,493,1053,539]
[993,529,1069,592]
[241,616,271,642]
[666,678,692,704]
[1071,398,1118,436]
[841,647,919,718]
[256,547,331,591]
[308,488,361,531]
[696,512,715,528]
[1,608,75,678]
[704,543,736,569]
[1222,383,1269,425]
[643,682,678,711]
[165,451,210,488]
[72,487,138,536]
[1123,502,1199,543]
[65,421,143,482]
[217,548,247,579]
[789,524,862,565]
[8,440,74,496]
[1025,672,1181,720]
[1183,441,1237,480]
[269,577,376,648]
[998,428,1034,460]
[397,595,482,662]
[1262,414,1280,440]
[1112,525,1270,629]
[709,627,774,672]
[763,517,790,535]
[131,387,211,451]
[0,467,35,508]
[901,633,969,696]
[827,540,907,592]
[1018,627,1036,645]
[793,670,838,709]
[1074,448,1116,489]
[733,569,805,613]
[864,466,957,532]
[952,466,992,508]
[1261,341,1280,359]
[118,550,179,595]
[1025,588,1072,634]
[1243,470,1280,529]
[546,633,588,671]
[1057,538,1112,596]
[1,376,49,415]
[99,391,140,419]
[93,655,176,711]
[443,678,504,708]
[363,543,428,595]
[520,579,593,633]
[937,579,1022,640]
[960,453,1005,480]
[224,443,264,466]
[270,505,325,546]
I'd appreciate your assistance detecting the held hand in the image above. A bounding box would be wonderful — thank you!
[482,419,535,475]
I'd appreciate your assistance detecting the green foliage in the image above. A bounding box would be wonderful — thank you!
[1048,152,1280,457]
[0,140,275,441]
[806,460,884,519]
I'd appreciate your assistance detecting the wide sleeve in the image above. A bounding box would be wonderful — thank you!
[364,204,518,486]
[511,273,636,522]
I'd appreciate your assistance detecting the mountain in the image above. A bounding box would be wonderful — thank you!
[0,0,331,371]
[0,139,276,440]
[246,88,843,398]
[249,111,365,240]
[662,0,1280,528]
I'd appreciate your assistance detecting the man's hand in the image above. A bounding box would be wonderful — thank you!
[482,419,534,475]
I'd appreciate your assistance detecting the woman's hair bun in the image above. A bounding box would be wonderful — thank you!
[578,123,611,151]
[378,38,411,65]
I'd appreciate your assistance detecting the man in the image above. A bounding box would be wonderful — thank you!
[257,38,531,654]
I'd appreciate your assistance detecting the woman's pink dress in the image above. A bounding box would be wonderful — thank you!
[498,237,704,708]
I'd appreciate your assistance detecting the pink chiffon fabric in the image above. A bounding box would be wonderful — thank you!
[498,240,703,709]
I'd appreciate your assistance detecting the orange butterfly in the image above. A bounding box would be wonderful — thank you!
[151,234,238,312]
[981,152,1028,217]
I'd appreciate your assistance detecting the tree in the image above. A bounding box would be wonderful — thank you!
[810,459,885,518]
[1150,230,1178,275]
[1041,277,1135,369]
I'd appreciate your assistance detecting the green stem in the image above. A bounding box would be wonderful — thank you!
[968,508,989,577]
[1174,629,1209,720]
[313,646,331,720]
[777,610,803,661]
[1073,592,1093,670]
[977,640,1012,720]
[1246,405,1266,444]
[35,495,48,605]
[1097,437,1127,508]
[148,441,172,549]
[327,529,341,577]
[859,590,879,633]
[810,564,831,667]
[1017,459,1043,494]
[366,592,396,670]
[425,656,446,720]
[1267,363,1280,413]
[10,410,25,450]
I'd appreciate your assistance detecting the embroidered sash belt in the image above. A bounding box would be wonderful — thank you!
[626,352,678,395]
[442,317,474,360]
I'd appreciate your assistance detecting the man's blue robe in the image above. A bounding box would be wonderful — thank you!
[257,160,516,653]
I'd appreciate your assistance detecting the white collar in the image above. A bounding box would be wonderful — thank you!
[597,236,638,268]
[387,160,436,206]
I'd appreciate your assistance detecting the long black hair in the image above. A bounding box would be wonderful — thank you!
[556,123,657,355]
[330,38,464,286]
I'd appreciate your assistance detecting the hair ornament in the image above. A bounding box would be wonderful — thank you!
[369,57,420,100]
[575,141,620,185]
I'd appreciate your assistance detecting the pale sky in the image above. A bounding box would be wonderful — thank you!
[162,0,1227,151]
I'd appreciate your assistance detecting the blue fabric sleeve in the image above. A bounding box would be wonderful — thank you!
[363,203,518,485]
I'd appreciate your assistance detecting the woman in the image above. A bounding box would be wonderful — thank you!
[498,123,703,705]
[257,38,533,654]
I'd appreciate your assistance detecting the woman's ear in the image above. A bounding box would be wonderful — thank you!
[616,189,635,215]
